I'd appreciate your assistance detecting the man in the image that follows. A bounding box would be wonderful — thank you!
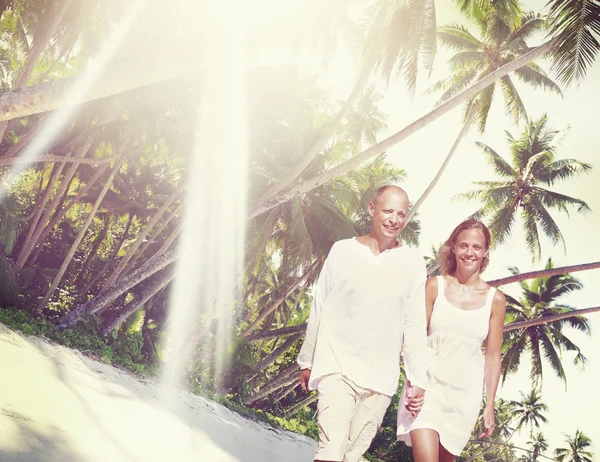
[297,185,428,462]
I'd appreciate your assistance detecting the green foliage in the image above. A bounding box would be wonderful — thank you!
[457,115,591,260]
[0,307,155,375]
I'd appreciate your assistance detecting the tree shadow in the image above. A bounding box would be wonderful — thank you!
[4,326,317,461]
[0,417,83,462]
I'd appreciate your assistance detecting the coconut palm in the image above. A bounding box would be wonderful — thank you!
[510,389,549,434]
[457,114,591,260]
[501,258,591,387]
[554,429,594,462]
[431,5,561,133]
[526,432,549,462]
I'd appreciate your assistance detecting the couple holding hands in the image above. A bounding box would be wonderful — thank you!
[297,185,506,462]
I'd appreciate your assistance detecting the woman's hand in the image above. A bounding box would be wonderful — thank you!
[479,406,495,438]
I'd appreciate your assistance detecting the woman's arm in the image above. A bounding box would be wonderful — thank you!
[480,289,507,438]
[424,276,438,329]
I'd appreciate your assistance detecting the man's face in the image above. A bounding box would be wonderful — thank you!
[368,188,409,241]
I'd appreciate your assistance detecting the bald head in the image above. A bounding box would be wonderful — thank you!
[371,185,408,205]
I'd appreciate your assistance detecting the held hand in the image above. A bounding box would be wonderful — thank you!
[404,381,425,418]
[479,406,495,438]
[299,369,311,392]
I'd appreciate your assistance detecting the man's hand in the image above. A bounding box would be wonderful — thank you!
[404,380,425,418]
[299,369,311,392]
[479,406,495,438]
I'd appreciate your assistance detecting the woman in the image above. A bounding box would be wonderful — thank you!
[397,220,506,461]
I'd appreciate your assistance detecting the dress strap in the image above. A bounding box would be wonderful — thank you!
[484,286,496,310]
[437,275,445,297]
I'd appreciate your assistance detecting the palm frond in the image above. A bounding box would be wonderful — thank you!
[534,187,591,213]
[438,24,484,51]
[499,75,528,124]
[514,64,563,95]
[537,158,592,184]
[475,141,516,177]
[521,207,542,261]
[547,0,600,86]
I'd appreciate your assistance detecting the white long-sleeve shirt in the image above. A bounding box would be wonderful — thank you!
[297,237,428,396]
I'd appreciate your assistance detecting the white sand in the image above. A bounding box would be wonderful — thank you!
[0,323,318,462]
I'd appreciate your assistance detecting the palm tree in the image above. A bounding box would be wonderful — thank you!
[510,389,549,434]
[433,6,561,132]
[406,3,565,221]
[526,432,549,462]
[501,258,591,387]
[457,114,591,260]
[554,430,594,462]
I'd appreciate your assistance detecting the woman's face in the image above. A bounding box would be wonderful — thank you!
[453,228,488,273]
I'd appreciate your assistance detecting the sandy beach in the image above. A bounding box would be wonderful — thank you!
[0,323,318,462]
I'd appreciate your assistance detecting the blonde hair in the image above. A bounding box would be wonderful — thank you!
[438,220,491,275]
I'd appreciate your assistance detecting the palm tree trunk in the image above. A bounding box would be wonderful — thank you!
[101,269,174,335]
[284,394,318,417]
[37,156,124,312]
[488,261,600,287]
[504,306,600,332]
[245,324,308,342]
[0,152,120,167]
[252,333,303,374]
[131,223,182,275]
[406,106,478,222]
[120,201,184,276]
[248,39,558,219]
[15,162,66,271]
[242,259,320,336]
[26,163,109,268]
[0,0,72,143]
[99,184,184,292]
[244,365,300,405]
[20,135,94,268]
[57,248,177,330]
[74,216,110,286]
[2,119,43,159]
[255,65,373,204]
[274,381,299,401]
[83,212,135,294]
[0,47,204,123]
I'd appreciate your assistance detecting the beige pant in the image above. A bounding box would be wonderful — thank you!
[315,374,392,462]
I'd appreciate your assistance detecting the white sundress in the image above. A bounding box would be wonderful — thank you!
[397,275,496,456]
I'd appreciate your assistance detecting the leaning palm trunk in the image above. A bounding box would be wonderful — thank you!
[15,162,67,271]
[245,324,307,342]
[120,202,184,276]
[248,39,557,219]
[57,249,177,329]
[284,394,318,418]
[0,0,73,143]
[37,156,124,312]
[251,333,303,376]
[27,163,109,268]
[245,367,301,405]
[242,259,320,335]
[101,268,174,335]
[406,105,478,222]
[98,185,183,293]
[255,64,373,204]
[83,212,135,294]
[0,48,204,123]
[488,261,600,286]
[74,216,110,286]
[19,135,94,268]
[504,306,600,332]
[2,119,43,159]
